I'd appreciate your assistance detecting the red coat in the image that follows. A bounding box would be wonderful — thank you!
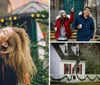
[55,12,74,39]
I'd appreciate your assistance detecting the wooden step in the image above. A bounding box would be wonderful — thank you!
[50,36,77,39]
[51,30,78,33]
[50,34,77,37]
[72,32,77,36]
[50,33,77,40]
[93,35,100,40]
[72,30,78,33]
[51,31,55,33]
[50,30,78,40]
[71,36,77,39]
[50,33,77,37]
[50,33,55,36]
[50,36,55,39]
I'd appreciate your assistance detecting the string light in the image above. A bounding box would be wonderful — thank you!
[42,15,45,18]
[31,14,35,17]
[0,19,4,22]
[37,14,40,17]
[13,16,17,20]
[9,17,12,20]
[0,13,47,24]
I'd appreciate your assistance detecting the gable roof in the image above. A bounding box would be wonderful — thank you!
[52,43,85,61]
[11,1,48,15]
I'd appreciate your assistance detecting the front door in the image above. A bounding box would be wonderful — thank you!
[63,0,84,18]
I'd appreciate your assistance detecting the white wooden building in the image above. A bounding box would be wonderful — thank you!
[50,43,86,78]
[50,43,100,83]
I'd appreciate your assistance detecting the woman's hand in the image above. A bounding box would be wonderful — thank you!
[54,27,57,31]
[71,8,74,12]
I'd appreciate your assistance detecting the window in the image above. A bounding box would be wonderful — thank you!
[71,44,79,56]
[50,0,60,9]
[76,64,82,74]
[64,45,68,55]
[50,0,64,10]
[64,64,71,74]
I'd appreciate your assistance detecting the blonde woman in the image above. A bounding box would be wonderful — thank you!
[0,27,36,85]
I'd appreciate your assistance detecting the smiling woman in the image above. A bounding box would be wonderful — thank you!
[0,27,36,85]
[0,27,13,44]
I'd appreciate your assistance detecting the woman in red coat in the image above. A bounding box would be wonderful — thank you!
[55,8,74,41]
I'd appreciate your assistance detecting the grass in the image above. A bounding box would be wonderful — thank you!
[51,82,100,85]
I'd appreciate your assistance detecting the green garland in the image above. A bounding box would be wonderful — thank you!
[96,76,100,80]
[51,75,72,81]
[51,75,100,82]
[76,75,87,81]
[87,75,97,81]
[76,75,100,81]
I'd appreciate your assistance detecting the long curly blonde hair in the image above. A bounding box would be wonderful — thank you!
[0,27,36,83]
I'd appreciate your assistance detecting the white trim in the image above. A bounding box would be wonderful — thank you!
[60,60,86,62]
